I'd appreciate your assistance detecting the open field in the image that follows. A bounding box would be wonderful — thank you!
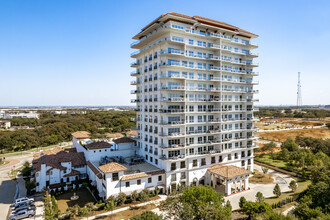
[264,180,310,205]
[258,128,330,142]
[256,117,327,130]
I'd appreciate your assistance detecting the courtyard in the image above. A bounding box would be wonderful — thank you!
[56,188,96,213]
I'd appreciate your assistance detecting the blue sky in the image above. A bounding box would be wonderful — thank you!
[0,0,329,106]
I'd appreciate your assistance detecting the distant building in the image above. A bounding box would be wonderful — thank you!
[0,110,5,118]
[6,111,40,119]
[0,121,11,129]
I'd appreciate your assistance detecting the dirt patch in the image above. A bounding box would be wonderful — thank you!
[56,188,96,213]
[258,128,330,142]
[249,170,273,184]
[98,204,157,220]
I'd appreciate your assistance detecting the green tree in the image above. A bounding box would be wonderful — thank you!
[281,137,299,152]
[273,184,281,197]
[160,185,231,220]
[241,201,272,219]
[130,211,162,220]
[239,197,247,209]
[255,192,264,203]
[288,180,297,192]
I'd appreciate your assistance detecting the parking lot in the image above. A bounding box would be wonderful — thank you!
[8,195,44,220]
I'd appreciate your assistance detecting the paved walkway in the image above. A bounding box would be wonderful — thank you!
[81,195,167,220]
[225,165,295,210]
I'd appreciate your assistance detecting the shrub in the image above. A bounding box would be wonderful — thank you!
[139,191,149,202]
[117,192,127,205]
[130,211,162,220]
[154,187,159,196]
[78,206,90,217]
[131,190,139,201]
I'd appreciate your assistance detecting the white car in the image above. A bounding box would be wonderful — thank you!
[12,197,34,207]
[9,208,35,220]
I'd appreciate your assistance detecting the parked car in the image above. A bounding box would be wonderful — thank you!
[11,197,34,207]
[12,201,34,212]
[14,204,36,214]
[9,208,35,220]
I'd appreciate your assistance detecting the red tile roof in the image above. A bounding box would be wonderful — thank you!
[63,169,80,177]
[72,131,90,139]
[208,165,252,178]
[98,162,127,173]
[138,12,257,38]
[33,147,86,173]
[121,170,165,181]
[85,141,112,150]
[87,161,103,179]
[113,137,136,144]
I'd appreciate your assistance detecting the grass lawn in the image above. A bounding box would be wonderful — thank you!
[264,179,310,205]
[0,160,10,166]
[99,203,158,220]
[255,154,287,169]
[56,188,96,213]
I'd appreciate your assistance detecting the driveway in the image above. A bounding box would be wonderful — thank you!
[0,154,33,219]
[225,164,295,210]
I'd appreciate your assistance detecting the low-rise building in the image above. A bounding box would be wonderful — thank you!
[32,147,87,192]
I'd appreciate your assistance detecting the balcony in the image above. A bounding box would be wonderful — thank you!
[160,154,185,160]
[160,109,185,114]
[130,71,140,76]
[159,62,221,72]
[160,120,185,125]
[130,80,140,85]
[160,97,185,102]
[159,143,184,149]
[160,86,185,91]
[130,62,140,67]
[131,99,140,103]
[159,132,185,137]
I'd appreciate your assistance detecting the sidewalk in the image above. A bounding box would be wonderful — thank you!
[82,195,167,220]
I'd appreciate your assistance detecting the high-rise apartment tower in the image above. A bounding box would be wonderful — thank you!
[130,13,259,195]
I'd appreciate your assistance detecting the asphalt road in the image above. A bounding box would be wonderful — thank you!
[0,154,33,220]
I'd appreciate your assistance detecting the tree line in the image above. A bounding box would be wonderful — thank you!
[0,111,136,152]
[255,108,330,119]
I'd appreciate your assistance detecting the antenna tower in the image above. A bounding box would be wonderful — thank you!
[297,72,302,107]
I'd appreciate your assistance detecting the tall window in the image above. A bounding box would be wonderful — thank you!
[112,173,119,181]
